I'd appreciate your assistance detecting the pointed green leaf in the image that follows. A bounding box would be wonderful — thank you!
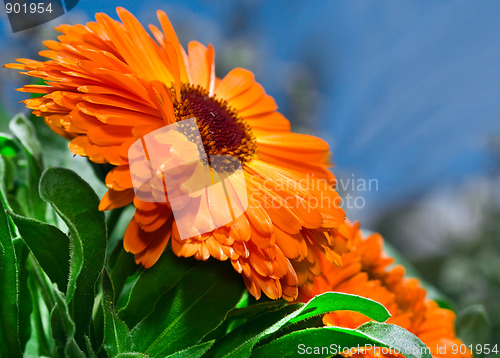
[14,238,32,352]
[29,255,56,311]
[356,322,432,358]
[131,261,245,358]
[0,194,22,357]
[10,212,70,292]
[26,271,56,357]
[102,268,133,356]
[205,299,288,341]
[9,114,46,220]
[165,340,215,358]
[252,323,432,358]
[39,167,107,344]
[119,249,194,327]
[9,114,43,166]
[287,292,390,325]
[208,292,390,358]
[251,326,374,358]
[207,304,300,358]
[226,300,289,322]
[49,288,85,358]
[84,335,98,358]
[110,249,138,303]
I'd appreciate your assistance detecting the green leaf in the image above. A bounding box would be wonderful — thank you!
[207,304,299,358]
[39,167,107,344]
[262,314,324,344]
[356,322,432,358]
[9,114,46,220]
[110,249,138,303]
[252,326,372,358]
[0,153,15,185]
[49,288,85,358]
[252,323,432,358]
[287,292,390,325]
[10,182,31,217]
[14,238,32,352]
[96,243,137,350]
[115,353,148,358]
[102,268,133,357]
[131,261,245,358]
[205,299,288,340]
[0,134,20,157]
[26,271,56,357]
[165,340,215,358]
[0,193,22,357]
[0,142,20,209]
[226,300,288,322]
[456,304,490,346]
[29,255,56,311]
[119,249,194,327]
[208,292,390,358]
[85,335,98,358]
[10,212,70,292]
[9,114,43,167]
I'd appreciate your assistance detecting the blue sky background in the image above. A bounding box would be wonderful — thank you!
[2,0,500,224]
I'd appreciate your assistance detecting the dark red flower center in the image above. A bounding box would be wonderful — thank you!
[173,84,256,162]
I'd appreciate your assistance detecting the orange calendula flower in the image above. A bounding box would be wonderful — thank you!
[299,222,470,358]
[6,8,347,301]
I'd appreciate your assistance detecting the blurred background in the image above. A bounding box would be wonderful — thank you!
[1,0,499,349]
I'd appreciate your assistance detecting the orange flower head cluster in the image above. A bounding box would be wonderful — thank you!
[5,8,348,301]
[299,222,471,358]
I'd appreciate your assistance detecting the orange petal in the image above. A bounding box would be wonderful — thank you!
[246,195,273,236]
[124,218,150,253]
[229,214,251,242]
[240,95,277,117]
[187,41,215,93]
[245,111,291,132]
[98,188,134,211]
[274,226,308,261]
[105,165,133,190]
[156,10,189,82]
[87,125,133,146]
[215,68,255,101]
[134,221,172,268]
[227,82,265,112]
